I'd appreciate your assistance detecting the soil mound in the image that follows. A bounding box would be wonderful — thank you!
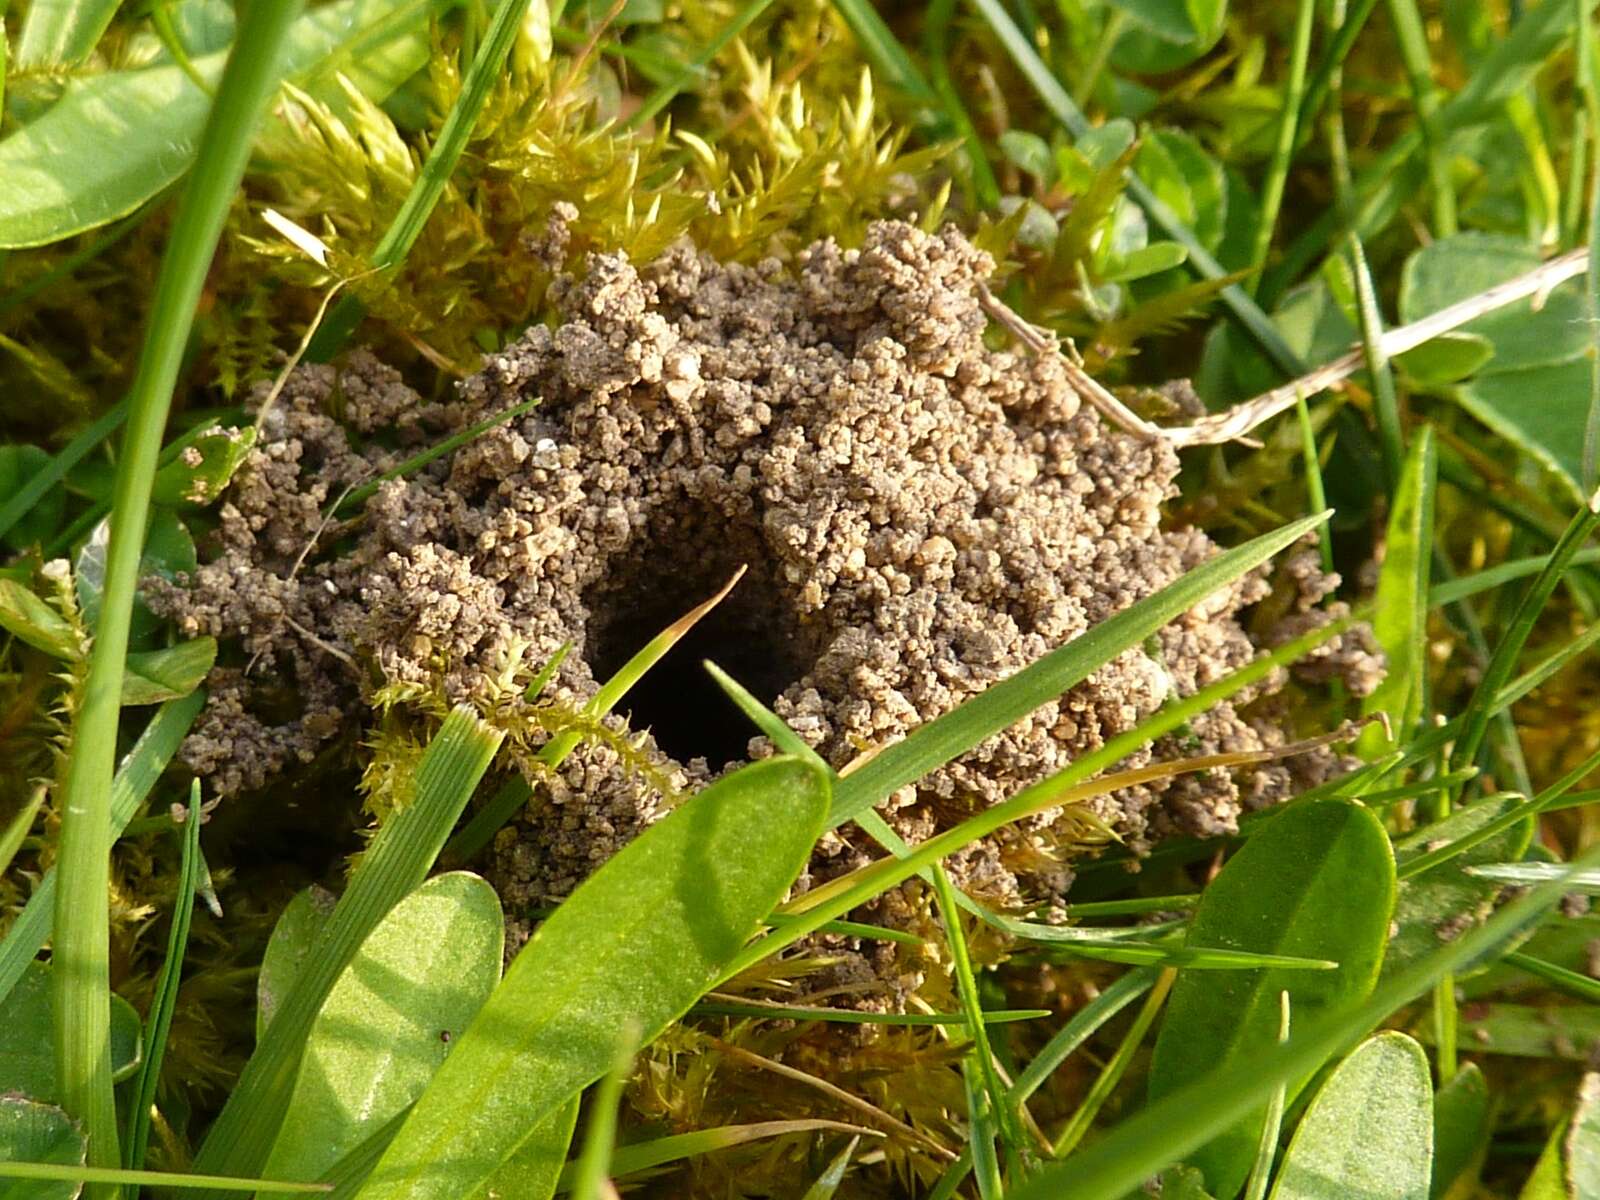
[157,219,1380,910]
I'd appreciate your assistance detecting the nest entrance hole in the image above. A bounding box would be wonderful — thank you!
[584,504,816,768]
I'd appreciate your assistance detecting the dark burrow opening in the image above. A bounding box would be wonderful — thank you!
[583,504,818,768]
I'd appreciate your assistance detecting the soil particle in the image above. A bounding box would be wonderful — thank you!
[154,219,1382,912]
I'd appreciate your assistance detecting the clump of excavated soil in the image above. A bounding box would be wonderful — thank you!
[155,217,1380,917]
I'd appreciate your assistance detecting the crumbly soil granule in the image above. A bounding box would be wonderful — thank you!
[155,219,1380,913]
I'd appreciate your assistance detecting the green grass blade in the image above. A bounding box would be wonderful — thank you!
[192,705,503,1191]
[123,780,202,1172]
[828,511,1329,827]
[829,0,939,107]
[1294,0,1380,161]
[924,0,999,208]
[690,998,1049,1026]
[551,1121,875,1192]
[307,0,541,359]
[1429,549,1600,607]
[0,400,124,544]
[1361,428,1437,753]
[1003,845,1600,1200]
[965,0,1307,375]
[1387,0,1456,236]
[49,9,304,1175]
[350,757,830,1200]
[799,1134,860,1200]
[931,864,1023,1175]
[1580,17,1600,489]
[1348,235,1403,489]
[1248,0,1316,287]
[1450,490,1600,777]
[0,1162,329,1193]
[568,1036,632,1200]
[1052,970,1174,1158]
[0,691,202,1008]
[331,396,542,515]
[1009,969,1157,1107]
[1241,993,1291,1200]
[0,784,46,882]
[1501,951,1600,1003]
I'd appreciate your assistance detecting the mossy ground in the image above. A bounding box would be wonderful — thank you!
[3,2,1600,1196]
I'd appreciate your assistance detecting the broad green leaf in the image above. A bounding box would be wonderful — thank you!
[1458,362,1592,502]
[1361,428,1436,755]
[121,636,215,705]
[151,425,257,507]
[998,130,1054,184]
[0,447,65,551]
[1148,799,1396,1198]
[257,886,338,1042]
[0,578,79,659]
[1383,794,1536,981]
[0,0,438,247]
[0,963,142,1102]
[1394,333,1495,387]
[1134,128,1225,253]
[354,756,830,1200]
[264,873,504,1184]
[14,0,120,69]
[1432,1065,1490,1199]
[1269,1032,1431,1200]
[0,1096,84,1200]
[470,1098,579,1200]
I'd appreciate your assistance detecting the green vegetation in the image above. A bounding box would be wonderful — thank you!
[3,0,1600,1197]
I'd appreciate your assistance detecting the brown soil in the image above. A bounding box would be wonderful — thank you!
[154,217,1380,919]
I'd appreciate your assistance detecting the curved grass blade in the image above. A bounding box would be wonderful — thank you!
[567,1033,633,1200]
[551,1121,877,1193]
[351,756,830,1200]
[49,8,305,1176]
[193,706,504,1193]
[1052,970,1175,1158]
[1147,799,1396,1198]
[0,784,46,883]
[0,401,127,545]
[829,511,1330,827]
[0,1161,329,1193]
[800,1135,861,1199]
[1268,1032,1432,1200]
[1243,993,1292,1200]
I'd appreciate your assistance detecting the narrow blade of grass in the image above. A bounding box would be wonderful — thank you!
[0,691,203,1007]
[1241,993,1291,1200]
[1501,950,1600,1003]
[123,780,203,1172]
[49,6,305,1178]
[307,0,531,359]
[690,997,1049,1026]
[0,1162,330,1194]
[330,396,541,516]
[1387,0,1456,235]
[1248,0,1316,289]
[0,784,46,881]
[1450,489,1600,778]
[552,1121,878,1192]
[1430,548,1600,607]
[192,705,503,1191]
[1052,970,1175,1158]
[932,863,1024,1175]
[568,1034,633,1200]
[828,511,1329,827]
